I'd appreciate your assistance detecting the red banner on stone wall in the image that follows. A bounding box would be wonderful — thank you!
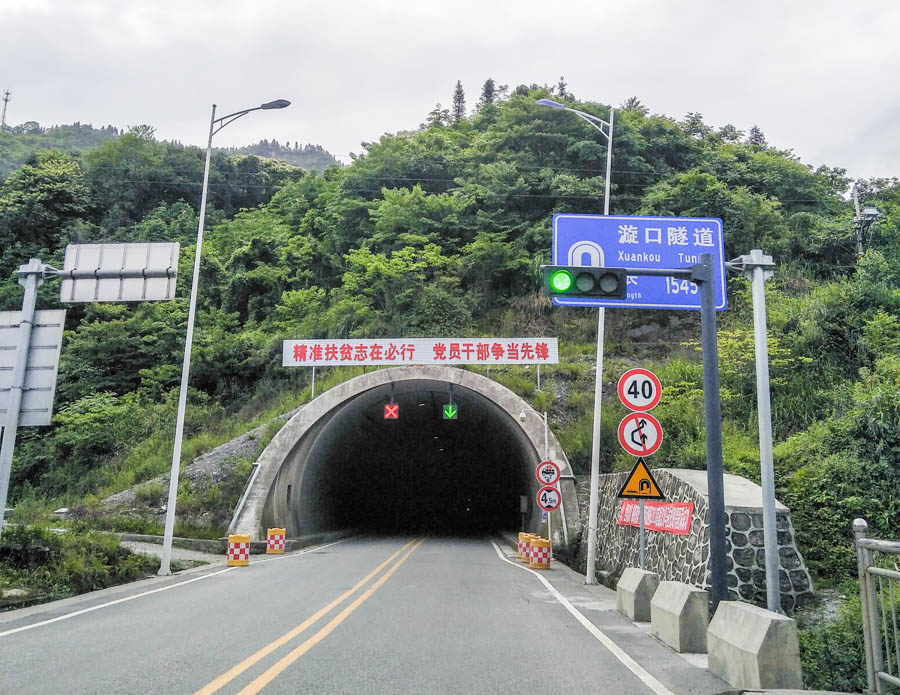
[617,499,694,535]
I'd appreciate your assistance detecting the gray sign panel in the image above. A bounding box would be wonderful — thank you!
[0,310,66,426]
[60,242,179,303]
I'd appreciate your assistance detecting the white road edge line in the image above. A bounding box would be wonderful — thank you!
[0,538,348,638]
[489,539,674,695]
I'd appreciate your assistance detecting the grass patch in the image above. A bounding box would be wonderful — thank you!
[0,524,163,609]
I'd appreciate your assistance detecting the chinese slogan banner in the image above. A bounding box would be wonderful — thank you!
[282,338,559,367]
[617,499,694,535]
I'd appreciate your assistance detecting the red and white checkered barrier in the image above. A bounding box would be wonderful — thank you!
[267,528,286,554]
[521,534,535,563]
[227,535,250,566]
[529,538,551,570]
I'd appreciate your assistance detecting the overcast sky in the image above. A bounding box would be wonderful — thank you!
[2,0,899,180]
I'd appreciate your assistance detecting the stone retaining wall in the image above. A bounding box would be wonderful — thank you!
[576,468,814,610]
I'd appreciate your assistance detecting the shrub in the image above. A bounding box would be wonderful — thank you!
[797,589,867,693]
[0,524,159,601]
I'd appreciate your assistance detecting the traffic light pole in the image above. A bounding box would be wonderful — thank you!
[543,254,728,610]
[625,256,726,609]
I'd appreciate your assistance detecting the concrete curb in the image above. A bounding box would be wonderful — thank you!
[116,529,355,556]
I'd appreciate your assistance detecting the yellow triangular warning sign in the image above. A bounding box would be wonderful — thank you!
[616,457,666,500]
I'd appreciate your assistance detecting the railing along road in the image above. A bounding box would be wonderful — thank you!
[855,518,900,694]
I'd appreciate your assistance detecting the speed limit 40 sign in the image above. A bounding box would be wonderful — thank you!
[617,368,662,412]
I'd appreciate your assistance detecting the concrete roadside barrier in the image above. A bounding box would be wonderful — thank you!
[650,581,708,653]
[266,528,286,554]
[226,534,251,566]
[707,601,802,689]
[617,568,660,622]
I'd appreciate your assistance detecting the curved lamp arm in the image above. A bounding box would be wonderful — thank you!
[213,99,291,136]
[536,98,610,141]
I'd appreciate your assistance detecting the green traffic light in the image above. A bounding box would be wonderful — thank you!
[549,269,574,292]
[443,403,458,420]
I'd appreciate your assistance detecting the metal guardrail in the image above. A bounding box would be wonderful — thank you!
[855,518,900,693]
[226,462,260,536]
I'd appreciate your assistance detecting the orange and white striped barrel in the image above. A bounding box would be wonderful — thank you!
[266,528,286,554]
[226,534,251,566]
[529,536,551,569]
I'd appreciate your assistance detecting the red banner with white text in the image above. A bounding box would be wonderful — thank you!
[282,338,558,366]
[617,499,694,535]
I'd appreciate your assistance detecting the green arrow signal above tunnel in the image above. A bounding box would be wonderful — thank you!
[443,403,458,420]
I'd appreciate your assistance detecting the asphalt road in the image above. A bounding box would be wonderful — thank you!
[0,536,728,694]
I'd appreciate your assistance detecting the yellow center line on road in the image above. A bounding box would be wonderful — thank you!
[193,538,418,695]
[237,537,426,695]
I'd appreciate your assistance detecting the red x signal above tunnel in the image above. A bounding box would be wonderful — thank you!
[384,403,399,420]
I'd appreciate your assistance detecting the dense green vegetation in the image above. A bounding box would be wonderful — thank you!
[0,522,160,608]
[1,82,897,681]
[0,122,119,179]
[218,140,339,172]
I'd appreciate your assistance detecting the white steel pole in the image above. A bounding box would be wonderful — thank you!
[158,105,216,576]
[584,106,614,585]
[604,109,614,216]
[748,249,780,612]
[0,260,41,540]
[311,366,316,399]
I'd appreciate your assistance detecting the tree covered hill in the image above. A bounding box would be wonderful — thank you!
[217,140,339,172]
[1,83,898,606]
[0,122,120,179]
[0,121,339,179]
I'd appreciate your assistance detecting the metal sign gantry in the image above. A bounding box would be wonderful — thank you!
[0,243,179,538]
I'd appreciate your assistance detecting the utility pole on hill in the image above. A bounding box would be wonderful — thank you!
[1,90,10,131]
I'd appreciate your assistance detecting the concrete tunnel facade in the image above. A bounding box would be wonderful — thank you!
[229,366,582,542]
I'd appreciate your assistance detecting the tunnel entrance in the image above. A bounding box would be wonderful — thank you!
[230,366,580,541]
[305,381,532,534]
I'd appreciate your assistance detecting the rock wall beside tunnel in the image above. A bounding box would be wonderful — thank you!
[575,468,814,611]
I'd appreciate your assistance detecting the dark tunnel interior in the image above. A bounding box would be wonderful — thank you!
[295,380,535,535]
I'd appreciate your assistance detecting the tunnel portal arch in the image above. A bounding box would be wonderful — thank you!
[229,366,581,542]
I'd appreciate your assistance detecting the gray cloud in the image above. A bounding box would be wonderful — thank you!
[1,0,898,178]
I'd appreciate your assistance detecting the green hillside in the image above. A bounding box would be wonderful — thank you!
[0,122,119,178]
[0,122,339,180]
[217,140,339,172]
[1,83,897,688]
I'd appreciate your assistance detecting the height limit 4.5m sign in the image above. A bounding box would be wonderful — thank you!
[536,486,561,512]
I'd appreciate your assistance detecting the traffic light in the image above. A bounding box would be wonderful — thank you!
[540,265,627,299]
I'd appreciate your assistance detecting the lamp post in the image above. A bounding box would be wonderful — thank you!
[537,97,614,585]
[158,99,290,576]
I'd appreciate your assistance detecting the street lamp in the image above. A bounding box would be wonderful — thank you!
[537,97,614,585]
[158,99,291,576]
